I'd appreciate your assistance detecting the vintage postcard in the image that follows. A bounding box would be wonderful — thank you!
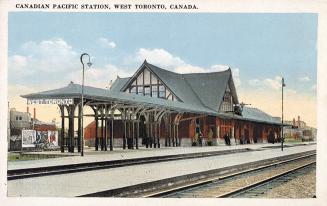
[0,0,326,205]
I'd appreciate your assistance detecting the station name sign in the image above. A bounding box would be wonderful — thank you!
[27,98,74,105]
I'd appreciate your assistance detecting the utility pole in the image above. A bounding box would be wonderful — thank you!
[281,77,286,151]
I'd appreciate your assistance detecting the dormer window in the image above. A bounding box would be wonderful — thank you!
[219,85,234,113]
[223,91,231,102]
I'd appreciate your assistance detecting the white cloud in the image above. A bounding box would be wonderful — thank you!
[97,37,116,48]
[299,76,310,82]
[9,38,78,76]
[263,76,283,90]
[21,38,76,59]
[248,76,290,91]
[10,55,27,69]
[136,48,184,69]
[210,64,230,71]
[68,64,132,88]
[311,84,316,91]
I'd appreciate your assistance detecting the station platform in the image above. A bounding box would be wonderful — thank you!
[8,142,314,171]
[7,142,316,197]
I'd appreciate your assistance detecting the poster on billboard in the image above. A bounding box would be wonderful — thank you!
[36,131,48,145]
[21,130,36,148]
[48,131,58,147]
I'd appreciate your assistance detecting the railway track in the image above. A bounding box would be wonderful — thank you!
[141,152,316,198]
[228,163,316,198]
[8,148,253,180]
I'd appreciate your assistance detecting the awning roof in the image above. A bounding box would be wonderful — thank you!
[21,82,282,125]
[21,82,218,115]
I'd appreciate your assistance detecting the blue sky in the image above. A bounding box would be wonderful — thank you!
[8,12,318,126]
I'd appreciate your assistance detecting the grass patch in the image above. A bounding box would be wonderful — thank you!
[284,138,303,143]
[8,153,68,162]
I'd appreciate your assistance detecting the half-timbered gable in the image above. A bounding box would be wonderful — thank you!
[219,77,239,113]
[121,61,180,101]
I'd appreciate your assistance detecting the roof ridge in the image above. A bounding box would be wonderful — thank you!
[145,62,181,76]
[146,62,232,76]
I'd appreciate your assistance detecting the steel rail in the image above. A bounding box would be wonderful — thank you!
[144,152,316,197]
[217,161,316,198]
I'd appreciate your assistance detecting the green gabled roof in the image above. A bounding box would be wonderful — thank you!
[110,77,129,92]
[146,62,240,111]
[145,62,207,109]
[183,70,236,111]
[124,61,238,112]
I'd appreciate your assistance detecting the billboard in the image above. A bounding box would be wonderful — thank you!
[36,131,49,144]
[48,131,58,147]
[21,130,36,147]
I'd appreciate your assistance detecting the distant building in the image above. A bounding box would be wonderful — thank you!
[284,116,316,141]
[8,107,58,151]
[10,108,33,130]
[285,116,307,129]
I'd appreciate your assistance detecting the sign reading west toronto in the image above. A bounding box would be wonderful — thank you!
[27,98,74,105]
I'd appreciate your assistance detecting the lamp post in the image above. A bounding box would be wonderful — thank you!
[80,53,92,156]
[281,77,286,151]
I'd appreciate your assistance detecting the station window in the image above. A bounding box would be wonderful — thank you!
[125,68,181,102]
[130,86,136,94]
[223,91,231,102]
[159,85,165,98]
[144,69,150,85]
[195,118,200,134]
[137,72,143,85]
[151,85,158,97]
[144,86,150,96]
[196,127,200,133]
[138,86,143,95]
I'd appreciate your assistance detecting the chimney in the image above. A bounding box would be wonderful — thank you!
[293,118,296,126]
[298,116,300,127]
[27,106,29,114]
[33,108,36,120]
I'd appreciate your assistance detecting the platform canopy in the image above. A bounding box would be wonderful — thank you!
[21,82,218,115]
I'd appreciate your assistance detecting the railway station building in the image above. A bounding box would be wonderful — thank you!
[22,60,282,153]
